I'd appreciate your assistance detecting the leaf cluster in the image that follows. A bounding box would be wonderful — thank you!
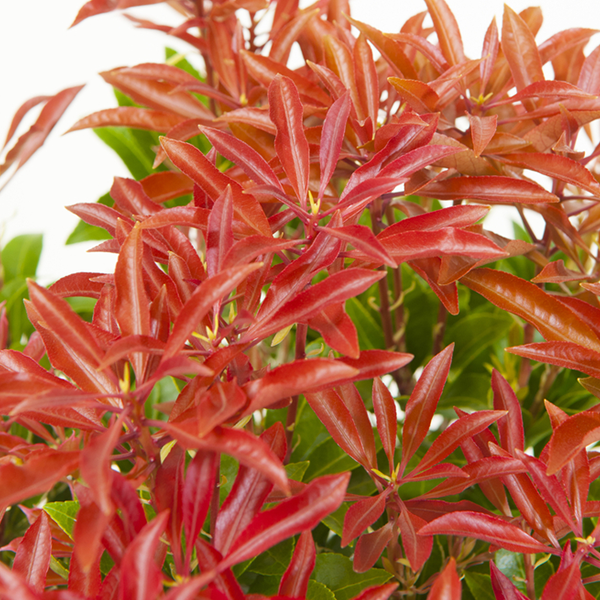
[2,0,600,598]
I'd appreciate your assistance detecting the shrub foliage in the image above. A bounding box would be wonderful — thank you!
[3,0,600,598]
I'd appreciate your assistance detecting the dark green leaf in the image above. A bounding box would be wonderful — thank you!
[312,553,392,600]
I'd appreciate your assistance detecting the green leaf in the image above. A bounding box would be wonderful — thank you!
[292,399,361,480]
[285,460,310,482]
[100,551,114,576]
[94,127,156,180]
[307,580,337,600]
[445,309,513,374]
[67,192,113,245]
[165,48,202,81]
[322,503,348,538]
[1,234,42,282]
[0,277,33,348]
[49,556,69,581]
[495,549,527,595]
[219,454,239,504]
[247,575,280,595]
[312,553,392,600]
[464,572,494,600]
[44,500,79,538]
[246,538,294,576]
[346,296,384,350]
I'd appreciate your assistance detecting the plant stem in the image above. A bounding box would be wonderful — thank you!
[285,323,307,462]
[209,453,221,539]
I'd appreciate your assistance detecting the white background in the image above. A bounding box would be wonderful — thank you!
[1,0,599,283]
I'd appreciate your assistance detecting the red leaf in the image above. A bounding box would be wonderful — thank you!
[182,452,218,550]
[163,263,262,360]
[462,269,600,352]
[158,449,185,552]
[245,269,385,341]
[413,410,506,475]
[163,425,289,494]
[245,359,359,414]
[388,33,448,73]
[492,370,524,453]
[401,345,454,470]
[200,126,283,191]
[385,78,438,114]
[0,563,40,600]
[353,523,394,574]
[256,226,342,320]
[80,413,126,516]
[398,507,432,572]
[0,450,79,509]
[351,583,399,600]
[319,93,351,200]
[195,539,244,600]
[115,223,150,379]
[509,341,600,379]
[269,75,310,208]
[307,303,360,359]
[424,0,465,66]
[0,86,83,180]
[422,456,525,499]
[380,228,506,264]
[279,530,315,598]
[206,186,234,278]
[222,236,302,270]
[49,272,106,300]
[502,5,544,92]
[408,258,459,316]
[269,8,319,65]
[419,511,550,554]
[546,411,600,475]
[241,50,330,106]
[323,225,395,267]
[502,152,600,196]
[159,137,270,236]
[511,80,596,101]
[138,206,209,232]
[490,561,529,600]
[221,472,349,570]
[101,67,212,120]
[354,34,379,136]
[67,107,182,133]
[12,512,51,593]
[381,205,490,236]
[467,114,497,157]
[346,16,417,79]
[541,561,582,600]
[515,449,578,535]
[337,350,414,382]
[480,18,500,93]
[418,175,558,204]
[118,511,169,600]
[2,95,49,150]
[337,383,378,470]
[140,172,194,204]
[426,557,461,600]
[71,0,164,26]
[579,45,600,94]
[306,388,371,469]
[342,490,391,547]
[25,281,120,395]
[214,423,286,555]
[372,378,397,470]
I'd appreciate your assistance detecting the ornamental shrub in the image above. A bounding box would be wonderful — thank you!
[2,1,600,598]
